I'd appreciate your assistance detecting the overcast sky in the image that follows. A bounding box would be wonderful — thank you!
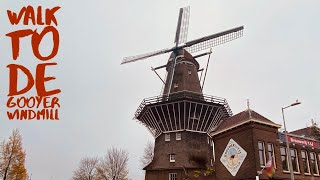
[0,1,319,180]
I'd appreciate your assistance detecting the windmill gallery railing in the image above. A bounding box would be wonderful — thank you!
[133,91,233,137]
[134,91,232,120]
[134,91,232,118]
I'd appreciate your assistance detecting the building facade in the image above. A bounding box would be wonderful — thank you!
[211,109,320,180]
[132,51,320,180]
[143,107,320,180]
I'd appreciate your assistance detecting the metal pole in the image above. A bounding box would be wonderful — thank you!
[151,67,165,84]
[282,107,294,180]
[201,49,212,92]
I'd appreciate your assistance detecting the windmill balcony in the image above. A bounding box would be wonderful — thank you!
[134,90,232,137]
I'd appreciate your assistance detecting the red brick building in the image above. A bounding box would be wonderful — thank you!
[211,109,320,180]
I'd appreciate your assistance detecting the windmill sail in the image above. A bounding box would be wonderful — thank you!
[122,7,244,96]
[174,6,190,45]
[185,26,244,53]
[121,48,172,65]
[166,6,191,95]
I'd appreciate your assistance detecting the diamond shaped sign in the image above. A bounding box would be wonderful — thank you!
[220,139,247,176]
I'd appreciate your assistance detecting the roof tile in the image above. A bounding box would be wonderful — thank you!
[211,109,280,135]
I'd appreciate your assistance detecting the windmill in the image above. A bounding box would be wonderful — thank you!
[124,7,244,178]
[122,6,244,95]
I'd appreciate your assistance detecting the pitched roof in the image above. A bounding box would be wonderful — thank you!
[290,127,313,137]
[211,109,281,136]
[290,126,320,140]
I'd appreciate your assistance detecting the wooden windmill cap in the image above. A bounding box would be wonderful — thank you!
[166,49,200,71]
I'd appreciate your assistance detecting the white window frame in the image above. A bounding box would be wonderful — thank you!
[310,152,319,175]
[280,147,289,172]
[176,133,181,140]
[165,133,170,141]
[267,143,276,169]
[318,153,320,175]
[290,148,300,173]
[258,141,266,167]
[302,150,310,175]
[169,173,177,180]
[212,141,215,162]
[170,154,175,163]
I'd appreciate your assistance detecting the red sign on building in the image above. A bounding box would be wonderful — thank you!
[278,132,320,149]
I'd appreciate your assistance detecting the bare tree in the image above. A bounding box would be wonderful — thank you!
[140,141,154,168]
[0,129,28,180]
[72,156,99,180]
[310,119,320,141]
[97,147,129,180]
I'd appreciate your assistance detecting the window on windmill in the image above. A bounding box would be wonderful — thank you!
[170,154,176,162]
[165,133,170,141]
[188,70,192,75]
[169,173,177,180]
[174,83,179,88]
[176,133,181,140]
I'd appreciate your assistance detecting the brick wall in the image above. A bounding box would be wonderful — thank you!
[213,122,258,180]
[146,131,214,180]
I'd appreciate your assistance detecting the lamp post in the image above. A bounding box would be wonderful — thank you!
[282,100,301,180]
